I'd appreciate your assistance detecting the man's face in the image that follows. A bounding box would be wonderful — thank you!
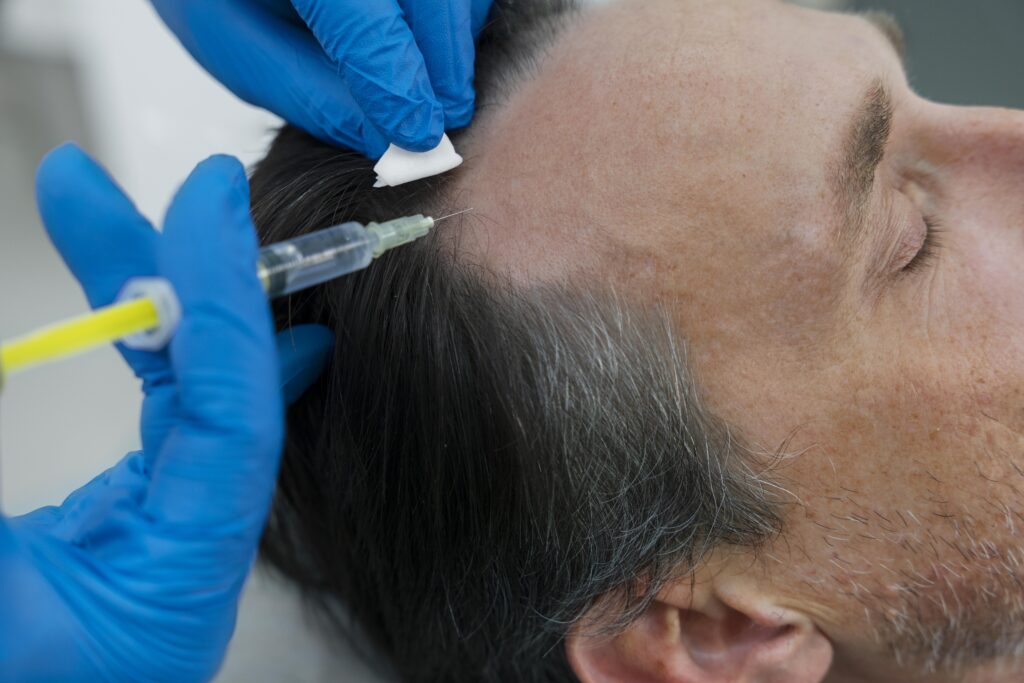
[458,0,1024,679]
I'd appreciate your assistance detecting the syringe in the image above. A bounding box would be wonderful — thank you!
[0,213,447,380]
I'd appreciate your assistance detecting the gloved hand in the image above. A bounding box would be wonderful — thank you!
[0,143,333,683]
[150,0,494,158]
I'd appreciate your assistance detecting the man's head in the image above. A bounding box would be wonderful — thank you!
[253,0,1024,681]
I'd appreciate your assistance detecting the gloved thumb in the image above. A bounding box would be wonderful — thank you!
[277,324,333,405]
[0,514,16,558]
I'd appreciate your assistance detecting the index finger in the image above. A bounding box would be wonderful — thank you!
[290,0,444,152]
[399,0,477,128]
[144,156,283,530]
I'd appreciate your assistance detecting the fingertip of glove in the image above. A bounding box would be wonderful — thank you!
[394,133,444,154]
[277,324,335,404]
[443,100,475,130]
[361,126,392,160]
[193,154,249,193]
[162,155,258,283]
[383,100,446,153]
[471,0,494,37]
[174,155,252,231]
[278,325,334,361]
[36,142,93,197]
[39,140,87,169]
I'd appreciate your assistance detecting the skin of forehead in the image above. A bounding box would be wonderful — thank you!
[455,0,899,359]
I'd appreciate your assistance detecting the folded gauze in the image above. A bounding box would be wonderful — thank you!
[373,134,464,188]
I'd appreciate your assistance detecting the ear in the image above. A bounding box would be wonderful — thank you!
[566,569,833,683]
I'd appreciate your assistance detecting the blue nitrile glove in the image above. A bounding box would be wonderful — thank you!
[150,0,494,158]
[0,143,334,683]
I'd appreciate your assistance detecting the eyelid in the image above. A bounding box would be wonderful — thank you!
[874,190,926,274]
[893,210,929,271]
[901,217,943,275]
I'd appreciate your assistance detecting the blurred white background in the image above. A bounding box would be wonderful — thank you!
[0,0,381,680]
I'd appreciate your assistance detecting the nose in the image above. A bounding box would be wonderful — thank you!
[917,104,1024,232]
[924,104,1024,177]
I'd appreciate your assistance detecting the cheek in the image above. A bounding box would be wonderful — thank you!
[757,354,1024,632]
[704,218,1024,635]
[835,270,1024,491]
[681,223,846,365]
[756,254,842,344]
[936,234,1024,420]
[757,284,1024,616]
[777,349,985,504]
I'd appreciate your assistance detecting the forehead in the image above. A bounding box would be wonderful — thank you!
[460,0,892,270]
[460,0,895,282]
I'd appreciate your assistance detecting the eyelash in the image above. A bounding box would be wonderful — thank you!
[901,215,944,274]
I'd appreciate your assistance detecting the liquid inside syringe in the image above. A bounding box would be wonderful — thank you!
[258,215,432,297]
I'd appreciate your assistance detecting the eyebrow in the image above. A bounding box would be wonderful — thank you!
[830,80,894,251]
[829,13,906,253]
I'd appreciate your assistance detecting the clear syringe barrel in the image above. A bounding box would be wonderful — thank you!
[256,215,433,298]
[257,221,378,298]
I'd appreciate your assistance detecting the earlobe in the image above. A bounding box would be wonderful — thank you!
[566,577,834,683]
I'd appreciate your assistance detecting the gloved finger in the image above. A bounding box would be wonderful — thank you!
[11,452,149,541]
[35,143,172,384]
[290,0,444,152]
[0,519,85,681]
[136,324,330,476]
[276,325,334,405]
[0,514,16,557]
[399,0,477,128]
[470,0,492,38]
[151,0,390,156]
[145,155,283,530]
[36,144,159,308]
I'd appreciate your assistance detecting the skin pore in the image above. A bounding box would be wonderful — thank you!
[451,0,1024,681]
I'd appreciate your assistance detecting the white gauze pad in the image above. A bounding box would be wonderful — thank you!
[373,133,463,188]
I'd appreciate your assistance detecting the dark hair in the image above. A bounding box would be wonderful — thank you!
[252,2,783,681]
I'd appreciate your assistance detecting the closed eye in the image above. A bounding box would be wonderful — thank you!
[901,217,944,274]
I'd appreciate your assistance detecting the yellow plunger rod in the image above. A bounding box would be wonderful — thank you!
[0,297,159,376]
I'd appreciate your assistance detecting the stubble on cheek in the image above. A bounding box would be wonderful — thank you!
[760,376,1024,677]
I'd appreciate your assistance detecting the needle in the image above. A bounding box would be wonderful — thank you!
[432,208,474,223]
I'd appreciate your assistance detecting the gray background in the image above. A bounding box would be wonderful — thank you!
[848,0,1024,109]
[0,1,1019,681]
